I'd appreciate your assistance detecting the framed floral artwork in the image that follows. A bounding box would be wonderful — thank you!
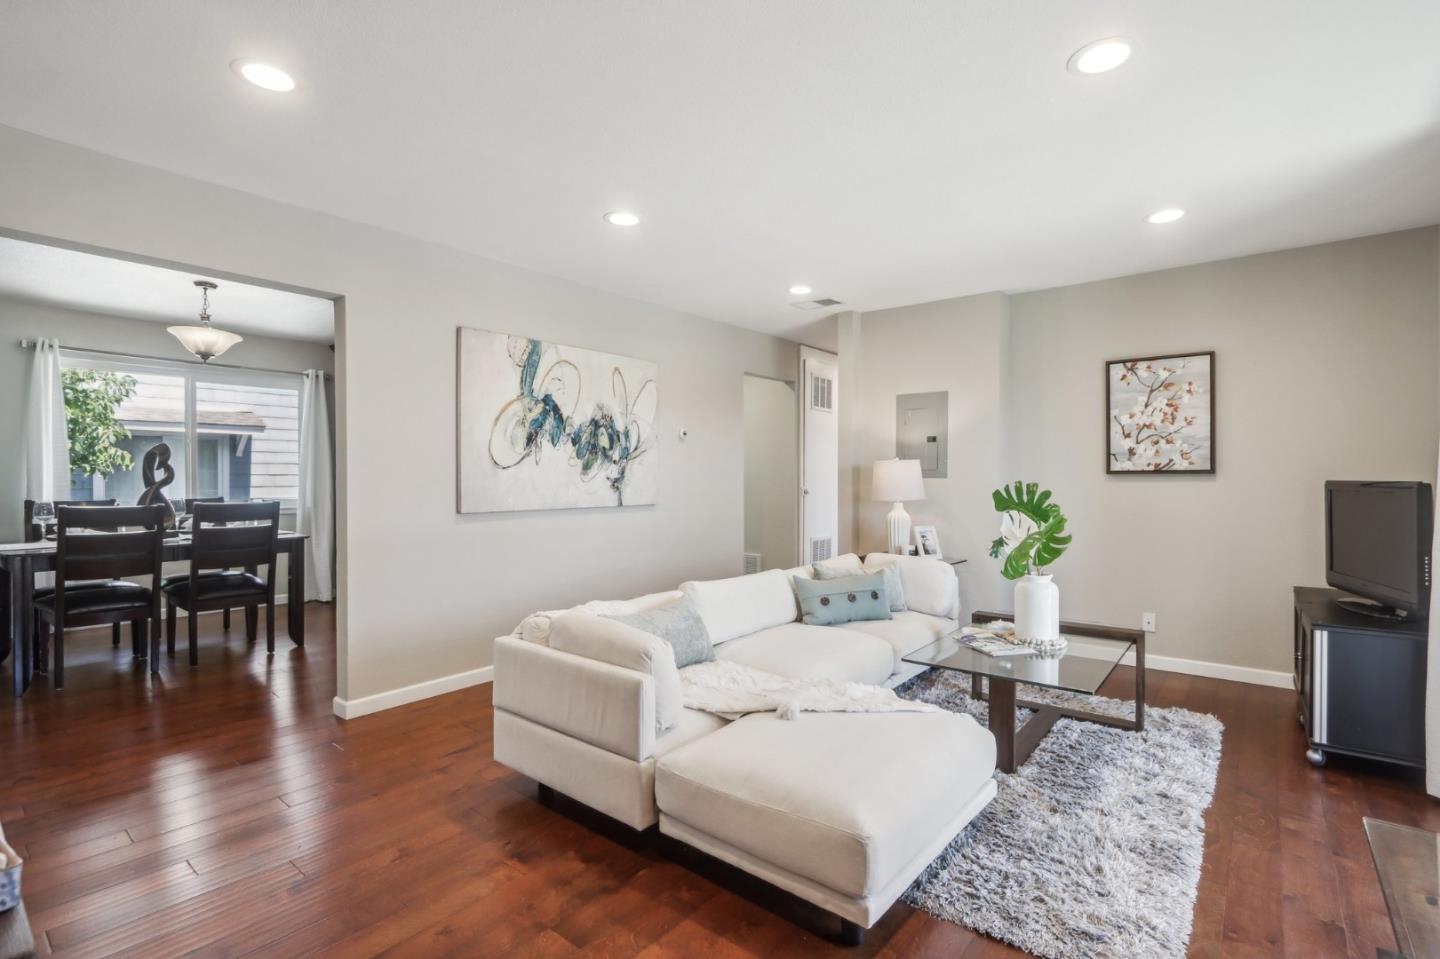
[1105,351,1215,474]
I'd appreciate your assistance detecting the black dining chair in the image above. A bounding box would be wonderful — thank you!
[33,504,166,689]
[22,499,130,648]
[161,496,239,630]
[164,501,280,666]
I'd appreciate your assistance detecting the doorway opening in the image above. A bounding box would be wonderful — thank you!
[0,230,341,700]
[742,373,799,573]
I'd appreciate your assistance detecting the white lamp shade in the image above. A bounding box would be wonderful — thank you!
[871,458,925,502]
[168,324,243,362]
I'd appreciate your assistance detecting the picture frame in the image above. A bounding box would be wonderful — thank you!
[913,525,942,557]
[456,326,658,512]
[1105,350,1215,474]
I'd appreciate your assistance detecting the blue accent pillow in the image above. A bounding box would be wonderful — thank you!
[793,572,892,627]
[818,559,906,612]
[607,596,715,668]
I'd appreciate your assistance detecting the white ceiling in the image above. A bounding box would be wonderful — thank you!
[0,1,1437,341]
[0,236,335,342]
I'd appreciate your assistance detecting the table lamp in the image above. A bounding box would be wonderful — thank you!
[871,458,925,554]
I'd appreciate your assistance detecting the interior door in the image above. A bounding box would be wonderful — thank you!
[800,346,839,564]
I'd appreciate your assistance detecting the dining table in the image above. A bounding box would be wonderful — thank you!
[0,530,308,696]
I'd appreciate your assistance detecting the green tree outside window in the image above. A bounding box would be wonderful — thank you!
[61,369,138,483]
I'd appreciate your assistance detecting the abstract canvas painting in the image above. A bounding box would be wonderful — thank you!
[457,327,657,512]
[1105,351,1215,473]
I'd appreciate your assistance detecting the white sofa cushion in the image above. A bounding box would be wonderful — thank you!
[549,611,682,733]
[681,569,798,645]
[839,611,957,673]
[782,564,814,584]
[863,554,958,619]
[813,552,863,577]
[655,710,996,899]
[654,707,729,758]
[714,622,893,685]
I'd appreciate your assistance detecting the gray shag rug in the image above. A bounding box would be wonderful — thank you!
[894,670,1223,959]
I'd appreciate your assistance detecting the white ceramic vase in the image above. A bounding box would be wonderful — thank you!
[1014,573,1060,643]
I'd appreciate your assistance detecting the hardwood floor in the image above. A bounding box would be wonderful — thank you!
[1,608,1431,957]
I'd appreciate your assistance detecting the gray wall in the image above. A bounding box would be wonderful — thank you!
[847,292,1013,615]
[0,125,797,705]
[1010,228,1438,674]
[845,227,1439,676]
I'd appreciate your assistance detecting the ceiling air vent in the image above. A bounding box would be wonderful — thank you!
[790,298,843,311]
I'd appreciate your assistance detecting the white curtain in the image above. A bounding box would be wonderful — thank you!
[297,369,335,603]
[25,338,70,503]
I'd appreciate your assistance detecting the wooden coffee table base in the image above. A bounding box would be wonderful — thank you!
[969,671,1144,773]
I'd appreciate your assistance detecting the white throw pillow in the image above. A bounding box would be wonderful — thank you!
[781,564,814,584]
[548,610,682,733]
[681,569,798,644]
[812,552,864,578]
[863,554,958,619]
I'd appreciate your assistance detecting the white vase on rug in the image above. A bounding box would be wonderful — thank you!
[1014,573,1060,642]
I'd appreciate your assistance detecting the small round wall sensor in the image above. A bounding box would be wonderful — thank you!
[678,427,689,441]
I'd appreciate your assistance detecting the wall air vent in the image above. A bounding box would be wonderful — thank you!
[810,373,834,412]
[810,536,834,563]
[790,298,844,311]
[743,552,763,575]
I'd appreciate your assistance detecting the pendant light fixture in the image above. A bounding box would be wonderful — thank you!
[169,280,242,362]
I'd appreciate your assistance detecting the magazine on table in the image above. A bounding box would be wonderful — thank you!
[958,621,1033,657]
[960,634,1032,657]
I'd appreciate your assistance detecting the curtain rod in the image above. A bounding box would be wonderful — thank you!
[17,339,332,379]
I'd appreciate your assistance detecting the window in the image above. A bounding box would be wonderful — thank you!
[60,352,302,509]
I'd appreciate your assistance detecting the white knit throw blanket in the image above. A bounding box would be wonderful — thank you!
[680,660,938,721]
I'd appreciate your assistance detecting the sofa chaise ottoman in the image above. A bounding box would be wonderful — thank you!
[656,709,996,945]
[492,553,998,943]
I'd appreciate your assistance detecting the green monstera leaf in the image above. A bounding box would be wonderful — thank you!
[990,481,1072,580]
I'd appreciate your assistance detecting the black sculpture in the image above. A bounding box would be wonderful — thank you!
[137,441,177,530]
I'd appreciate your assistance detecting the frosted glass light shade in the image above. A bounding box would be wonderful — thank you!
[871,459,925,502]
[168,324,243,363]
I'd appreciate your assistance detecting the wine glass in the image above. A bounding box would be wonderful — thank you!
[32,501,55,540]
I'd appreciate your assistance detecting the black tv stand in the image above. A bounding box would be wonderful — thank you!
[1334,597,1415,622]
[1294,587,1426,769]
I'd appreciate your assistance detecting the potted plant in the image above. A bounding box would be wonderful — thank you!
[989,481,1071,643]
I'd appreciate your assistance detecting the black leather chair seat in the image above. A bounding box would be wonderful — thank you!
[34,582,152,615]
[34,580,124,598]
[163,571,266,604]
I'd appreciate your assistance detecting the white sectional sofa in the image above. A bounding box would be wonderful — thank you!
[492,553,997,944]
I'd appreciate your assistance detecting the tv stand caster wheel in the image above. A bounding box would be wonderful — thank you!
[1306,747,1326,767]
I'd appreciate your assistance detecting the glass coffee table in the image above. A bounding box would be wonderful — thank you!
[903,611,1145,772]
[1364,817,1440,959]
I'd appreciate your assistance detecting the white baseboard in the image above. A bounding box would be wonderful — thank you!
[1120,650,1291,689]
[333,665,494,720]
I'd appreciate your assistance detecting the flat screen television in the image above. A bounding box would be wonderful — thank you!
[1325,481,1433,619]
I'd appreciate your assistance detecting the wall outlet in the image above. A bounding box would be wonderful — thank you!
[1141,612,1156,633]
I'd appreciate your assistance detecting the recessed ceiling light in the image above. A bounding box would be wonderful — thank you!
[788,285,812,296]
[1145,207,1186,225]
[604,211,641,227]
[232,60,296,92]
[1067,37,1133,75]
